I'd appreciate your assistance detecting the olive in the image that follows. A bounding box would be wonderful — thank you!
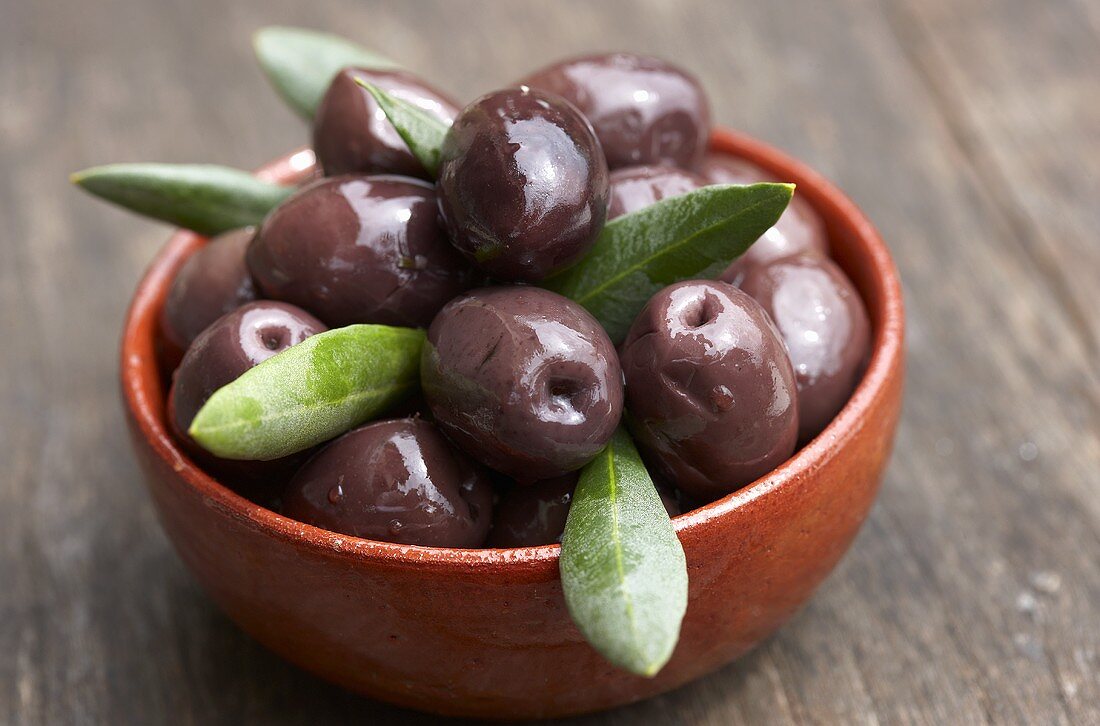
[313,68,460,179]
[657,486,683,519]
[167,301,327,494]
[160,228,257,351]
[421,286,623,480]
[170,300,326,436]
[738,255,870,443]
[619,280,798,502]
[487,474,576,548]
[487,473,681,548]
[247,175,474,328]
[654,478,687,518]
[607,164,706,219]
[436,87,610,281]
[697,154,829,283]
[521,53,711,170]
[282,418,493,548]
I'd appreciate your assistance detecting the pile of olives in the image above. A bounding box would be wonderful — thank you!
[163,52,870,548]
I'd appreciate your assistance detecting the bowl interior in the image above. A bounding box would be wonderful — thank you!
[120,129,904,569]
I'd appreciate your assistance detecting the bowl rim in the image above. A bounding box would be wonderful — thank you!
[120,127,904,570]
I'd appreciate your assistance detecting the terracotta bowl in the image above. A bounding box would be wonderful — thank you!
[121,127,904,719]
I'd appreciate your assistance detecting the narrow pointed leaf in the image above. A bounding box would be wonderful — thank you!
[560,428,688,677]
[189,325,425,460]
[355,79,450,177]
[70,163,292,236]
[253,25,399,119]
[545,183,795,343]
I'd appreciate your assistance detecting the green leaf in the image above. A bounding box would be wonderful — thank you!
[545,183,795,343]
[189,325,425,460]
[355,78,450,177]
[70,163,292,236]
[253,26,399,119]
[560,428,688,677]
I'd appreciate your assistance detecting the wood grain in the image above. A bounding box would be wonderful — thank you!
[1,0,1097,723]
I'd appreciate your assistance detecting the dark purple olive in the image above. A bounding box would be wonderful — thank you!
[421,286,623,480]
[282,418,493,548]
[160,228,257,351]
[619,280,798,502]
[170,300,326,436]
[487,474,576,548]
[738,254,870,443]
[657,483,685,518]
[521,54,711,170]
[637,466,686,516]
[313,68,460,179]
[247,175,474,328]
[167,301,327,495]
[698,154,830,283]
[695,154,762,186]
[607,165,706,219]
[436,87,609,282]
[487,473,680,548]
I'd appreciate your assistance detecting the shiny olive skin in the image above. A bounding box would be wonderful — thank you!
[619,280,799,502]
[487,473,681,547]
[436,87,610,282]
[167,301,327,493]
[698,154,830,284]
[170,301,326,436]
[738,255,870,443]
[160,228,257,351]
[313,68,460,179]
[247,175,474,328]
[607,165,706,219]
[487,474,576,547]
[282,418,493,548]
[421,286,623,480]
[522,53,711,170]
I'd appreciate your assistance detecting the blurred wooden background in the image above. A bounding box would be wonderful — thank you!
[2,0,1098,723]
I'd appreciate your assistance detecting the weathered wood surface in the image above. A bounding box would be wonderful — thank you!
[1,0,1097,723]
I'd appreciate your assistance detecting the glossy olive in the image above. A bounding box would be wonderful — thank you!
[167,301,327,496]
[170,300,326,435]
[487,474,576,548]
[160,228,257,351]
[522,53,711,169]
[619,280,798,502]
[313,68,460,179]
[421,286,623,480]
[607,164,706,219]
[247,175,474,328]
[653,477,687,518]
[282,418,493,548]
[698,154,830,283]
[487,473,681,548]
[738,254,870,443]
[436,87,610,282]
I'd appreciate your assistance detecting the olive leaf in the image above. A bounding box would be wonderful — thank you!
[355,79,450,177]
[70,164,292,236]
[253,26,399,119]
[560,428,688,677]
[189,325,425,461]
[545,183,795,343]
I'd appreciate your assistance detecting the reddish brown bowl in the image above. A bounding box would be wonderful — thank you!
[121,128,904,719]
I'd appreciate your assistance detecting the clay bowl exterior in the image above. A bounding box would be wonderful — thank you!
[120,129,904,719]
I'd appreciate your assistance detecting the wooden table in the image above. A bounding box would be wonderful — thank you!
[3,0,1097,722]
